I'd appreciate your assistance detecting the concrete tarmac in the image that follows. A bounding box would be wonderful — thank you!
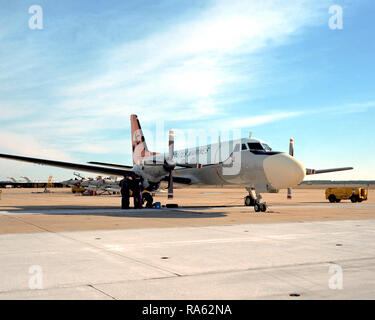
[0,188,374,299]
[0,188,374,234]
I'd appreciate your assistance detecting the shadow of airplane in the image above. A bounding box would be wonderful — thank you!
[0,205,228,219]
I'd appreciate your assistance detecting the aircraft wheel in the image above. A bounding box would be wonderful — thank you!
[260,203,267,212]
[143,192,153,208]
[254,203,261,212]
[328,195,336,203]
[245,196,254,206]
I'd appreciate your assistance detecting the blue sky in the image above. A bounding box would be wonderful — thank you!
[0,0,374,181]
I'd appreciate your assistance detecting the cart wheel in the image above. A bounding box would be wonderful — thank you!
[328,195,336,203]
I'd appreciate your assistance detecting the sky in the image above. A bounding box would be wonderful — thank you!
[0,0,374,181]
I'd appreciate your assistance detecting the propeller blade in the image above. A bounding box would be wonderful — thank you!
[168,172,173,199]
[288,138,294,199]
[166,130,175,200]
[168,130,174,160]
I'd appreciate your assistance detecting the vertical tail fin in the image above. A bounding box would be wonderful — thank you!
[131,114,154,165]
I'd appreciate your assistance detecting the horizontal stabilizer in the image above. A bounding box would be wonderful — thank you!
[306,167,353,175]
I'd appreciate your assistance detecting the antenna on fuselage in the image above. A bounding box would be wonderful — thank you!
[249,132,253,139]
[218,136,222,163]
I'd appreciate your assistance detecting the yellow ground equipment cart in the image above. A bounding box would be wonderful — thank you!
[325,186,369,203]
[72,185,85,194]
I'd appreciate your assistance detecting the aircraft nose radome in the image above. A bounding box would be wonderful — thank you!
[263,153,305,189]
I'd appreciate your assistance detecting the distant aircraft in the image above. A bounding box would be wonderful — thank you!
[62,174,119,194]
[83,178,120,194]
[0,115,353,211]
[61,173,86,187]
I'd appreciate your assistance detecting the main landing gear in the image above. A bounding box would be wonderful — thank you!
[120,177,154,209]
[142,191,154,208]
[244,187,267,213]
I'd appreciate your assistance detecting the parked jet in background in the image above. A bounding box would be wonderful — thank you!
[0,115,353,211]
[62,174,120,194]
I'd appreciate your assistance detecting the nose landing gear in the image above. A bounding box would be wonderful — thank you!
[254,201,267,212]
[245,187,268,212]
[244,195,255,206]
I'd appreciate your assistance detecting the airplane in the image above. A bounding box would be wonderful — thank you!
[80,176,120,194]
[61,172,88,187]
[0,114,353,211]
[61,177,82,187]
[62,174,119,193]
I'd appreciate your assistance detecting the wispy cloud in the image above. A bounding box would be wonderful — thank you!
[0,131,72,160]
[230,111,306,128]
[56,0,331,123]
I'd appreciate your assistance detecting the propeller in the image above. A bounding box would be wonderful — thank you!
[144,129,206,200]
[287,138,294,200]
[164,130,176,200]
[143,129,199,201]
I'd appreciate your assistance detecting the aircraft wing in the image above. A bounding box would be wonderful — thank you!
[87,161,133,169]
[306,167,353,175]
[0,153,137,177]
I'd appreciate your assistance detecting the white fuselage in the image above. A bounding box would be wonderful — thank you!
[136,138,306,192]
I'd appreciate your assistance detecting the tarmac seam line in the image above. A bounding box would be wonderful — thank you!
[87,284,117,300]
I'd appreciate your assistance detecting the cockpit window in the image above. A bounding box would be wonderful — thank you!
[248,142,264,151]
[262,143,272,151]
[241,144,248,150]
